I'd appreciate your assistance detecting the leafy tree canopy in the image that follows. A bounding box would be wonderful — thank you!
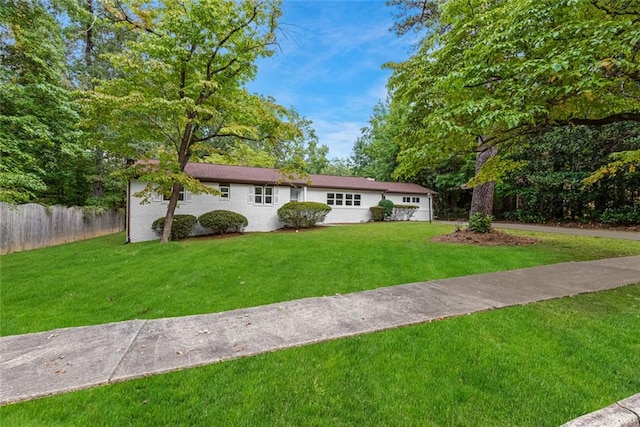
[0,0,84,204]
[82,0,301,241]
[388,0,640,180]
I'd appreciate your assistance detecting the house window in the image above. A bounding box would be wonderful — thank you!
[290,187,299,201]
[403,196,411,203]
[220,185,230,199]
[254,186,274,205]
[327,192,361,207]
[163,187,185,201]
[412,197,420,203]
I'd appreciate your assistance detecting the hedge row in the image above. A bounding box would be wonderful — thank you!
[370,200,419,222]
[151,210,248,240]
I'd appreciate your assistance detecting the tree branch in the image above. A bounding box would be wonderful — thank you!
[560,112,640,126]
[105,0,158,35]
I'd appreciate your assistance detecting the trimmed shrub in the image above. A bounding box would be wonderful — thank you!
[277,201,331,229]
[151,214,197,240]
[199,210,248,235]
[378,199,394,219]
[391,204,418,221]
[468,212,493,233]
[369,206,385,221]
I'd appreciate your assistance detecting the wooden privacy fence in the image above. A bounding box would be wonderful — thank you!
[0,203,125,255]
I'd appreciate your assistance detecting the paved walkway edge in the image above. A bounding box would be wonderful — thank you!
[2,256,640,407]
[562,393,640,427]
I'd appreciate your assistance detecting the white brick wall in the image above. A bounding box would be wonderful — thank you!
[305,187,383,223]
[305,187,433,223]
[128,180,434,242]
[128,180,290,242]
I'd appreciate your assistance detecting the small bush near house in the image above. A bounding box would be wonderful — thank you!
[151,214,197,240]
[468,213,493,233]
[277,201,331,229]
[369,206,385,221]
[391,205,419,221]
[378,199,394,219]
[199,210,248,235]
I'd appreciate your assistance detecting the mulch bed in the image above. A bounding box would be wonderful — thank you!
[431,229,541,246]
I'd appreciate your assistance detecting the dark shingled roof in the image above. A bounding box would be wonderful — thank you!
[141,161,436,195]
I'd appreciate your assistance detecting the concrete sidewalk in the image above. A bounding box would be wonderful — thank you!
[2,256,640,407]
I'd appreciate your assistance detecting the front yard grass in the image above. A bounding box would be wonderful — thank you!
[2,222,639,336]
[2,284,639,426]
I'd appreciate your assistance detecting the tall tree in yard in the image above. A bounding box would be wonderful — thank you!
[84,0,295,242]
[388,0,640,216]
[0,0,87,205]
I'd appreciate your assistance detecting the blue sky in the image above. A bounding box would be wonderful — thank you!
[246,0,418,160]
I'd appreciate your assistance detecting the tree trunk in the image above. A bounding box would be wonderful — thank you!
[160,182,182,243]
[470,136,498,217]
[160,130,194,243]
[84,0,94,70]
[92,148,105,197]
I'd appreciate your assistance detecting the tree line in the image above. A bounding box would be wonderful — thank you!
[349,0,639,224]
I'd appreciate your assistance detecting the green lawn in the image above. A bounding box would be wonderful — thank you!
[2,223,639,425]
[2,285,639,426]
[2,222,639,336]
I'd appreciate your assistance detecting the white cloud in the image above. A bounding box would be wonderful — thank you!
[311,118,363,159]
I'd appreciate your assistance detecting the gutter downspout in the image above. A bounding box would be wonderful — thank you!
[428,194,433,224]
[126,180,131,243]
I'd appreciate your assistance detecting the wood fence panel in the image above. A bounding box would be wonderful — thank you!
[0,203,125,255]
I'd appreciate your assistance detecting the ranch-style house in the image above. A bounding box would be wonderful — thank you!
[127,161,436,242]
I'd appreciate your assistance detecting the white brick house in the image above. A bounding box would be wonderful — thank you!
[127,162,436,242]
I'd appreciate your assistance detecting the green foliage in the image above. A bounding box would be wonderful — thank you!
[82,0,296,241]
[199,210,248,235]
[277,201,331,229]
[599,206,640,226]
[468,213,493,233]
[378,199,394,218]
[0,1,86,205]
[497,123,640,222]
[503,210,546,224]
[351,99,403,181]
[388,0,640,188]
[369,206,385,221]
[151,214,197,240]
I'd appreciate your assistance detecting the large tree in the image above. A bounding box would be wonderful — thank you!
[351,99,403,182]
[84,0,298,242]
[388,0,640,216]
[0,0,85,204]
